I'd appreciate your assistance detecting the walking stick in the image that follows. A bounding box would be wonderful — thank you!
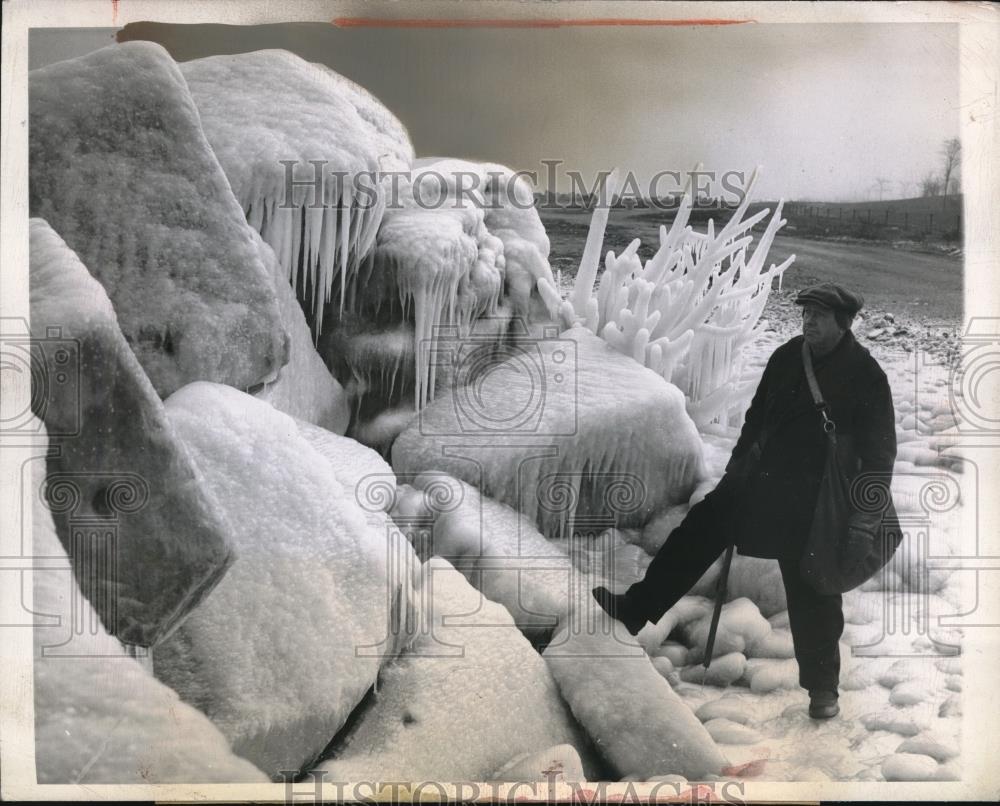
[703,541,736,669]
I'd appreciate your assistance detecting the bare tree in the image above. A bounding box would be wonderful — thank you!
[941,137,961,206]
[920,173,942,197]
[873,176,892,202]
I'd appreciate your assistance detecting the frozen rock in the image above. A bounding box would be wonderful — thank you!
[28,219,233,646]
[181,49,413,329]
[30,42,287,397]
[414,474,574,638]
[939,695,962,718]
[897,734,959,762]
[680,653,747,687]
[861,710,926,737]
[767,610,791,629]
[296,419,395,510]
[30,447,266,784]
[545,604,726,780]
[748,659,799,693]
[154,383,418,775]
[724,557,787,617]
[393,328,705,538]
[695,697,752,725]
[878,658,928,688]
[685,598,770,658]
[316,560,595,781]
[652,641,690,668]
[703,719,762,745]
[639,504,688,555]
[881,752,939,782]
[651,656,675,677]
[945,675,962,692]
[889,680,933,706]
[840,666,878,691]
[935,761,961,781]
[348,404,418,455]
[747,629,794,660]
[253,233,349,433]
[491,744,587,782]
[936,657,962,676]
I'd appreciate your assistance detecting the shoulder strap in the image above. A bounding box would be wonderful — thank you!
[802,341,836,435]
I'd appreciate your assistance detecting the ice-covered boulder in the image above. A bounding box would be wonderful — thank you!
[881,753,940,782]
[683,598,771,660]
[412,473,575,640]
[30,446,266,784]
[393,327,705,538]
[29,42,287,397]
[28,219,234,646]
[679,652,747,687]
[491,744,587,782]
[703,719,762,745]
[181,49,413,331]
[543,609,726,780]
[154,383,418,775]
[695,696,752,725]
[897,734,959,762]
[252,232,349,433]
[315,560,596,781]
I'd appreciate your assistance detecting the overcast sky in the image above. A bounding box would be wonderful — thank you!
[31,22,960,202]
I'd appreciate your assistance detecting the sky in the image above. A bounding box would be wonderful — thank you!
[30,22,960,202]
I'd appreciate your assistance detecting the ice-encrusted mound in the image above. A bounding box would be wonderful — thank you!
[154,383,419,775]
[28,219,233,646]
[29,42,287,397]
[411,473,575,639]
[411,158,561,328]
[30,444,266,784]
[544,609,727,779]
[181,49,414,328]
[314,559,597,781]
[252,231,350,433]
[393,327,705,537]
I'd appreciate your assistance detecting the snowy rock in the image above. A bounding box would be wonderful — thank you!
[747,659,799,693]
[936,657,962,676]
[881,752,939,782]
[861,710,926,737]
[154,384,418,775]
[724,557,787,617]
[296,419,395,508]
[181,49,413,329]
[877,658,928,688]
[253,233,349,433]
[30,43,287,397]
[840,666,878,691]
[680,653,747,687]
[945,675,962,693]
[639,504,688,555]
[939,695,962,718]
[414,474,575,638]
[491,744,587,782]
[889,680,933,706]
[394,328,705,539]
[651,656,675,677]
[767,610,791,629]
[935,761,961,781]
[544,613,726,780]
[652,641,690,668]
[684,598,771,658]
[348,404,418,455]
[896,734,959,762]
[28,219,234,646]
[747,629,794,660]
[30,448,267,784]
[703,719,762,745]
[695,697,752,725]
[316,560,595,781]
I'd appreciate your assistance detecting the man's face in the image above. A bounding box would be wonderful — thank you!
[801,303,843,351]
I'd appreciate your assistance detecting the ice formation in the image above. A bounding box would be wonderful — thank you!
[251,230,350,433]
[393,328,705,538]
[29,442,267,784]
[491,745,587,782]
[560,169,794,426]
[28,218,234,646]
[154,383,419,775]
[29,42,288,397]
[314,559,596,781]
[544,611,727,780]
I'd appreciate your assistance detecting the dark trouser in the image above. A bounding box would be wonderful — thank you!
[625,482,844,693]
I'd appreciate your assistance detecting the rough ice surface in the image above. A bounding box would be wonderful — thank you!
[314,559,596,781]
[154,383,418,775]
[29,443,267,784]
[181,49,414,329]
[544,610,727,780]
[252,230,350,433]
[561,170,793,427]
[393,327,705,538]
[29,42,287,397]
[28,218,234,646]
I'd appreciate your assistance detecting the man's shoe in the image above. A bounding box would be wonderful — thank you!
[808,689,840,720]
[591,586,646,636]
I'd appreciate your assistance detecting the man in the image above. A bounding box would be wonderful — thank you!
[593,282,897,719]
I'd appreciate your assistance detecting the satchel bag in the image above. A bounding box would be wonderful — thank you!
[798,341,899,595]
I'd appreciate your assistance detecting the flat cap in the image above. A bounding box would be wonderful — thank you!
[794,282,864,315]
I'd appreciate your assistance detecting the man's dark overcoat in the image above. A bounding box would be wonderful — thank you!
[725,329,898,560]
